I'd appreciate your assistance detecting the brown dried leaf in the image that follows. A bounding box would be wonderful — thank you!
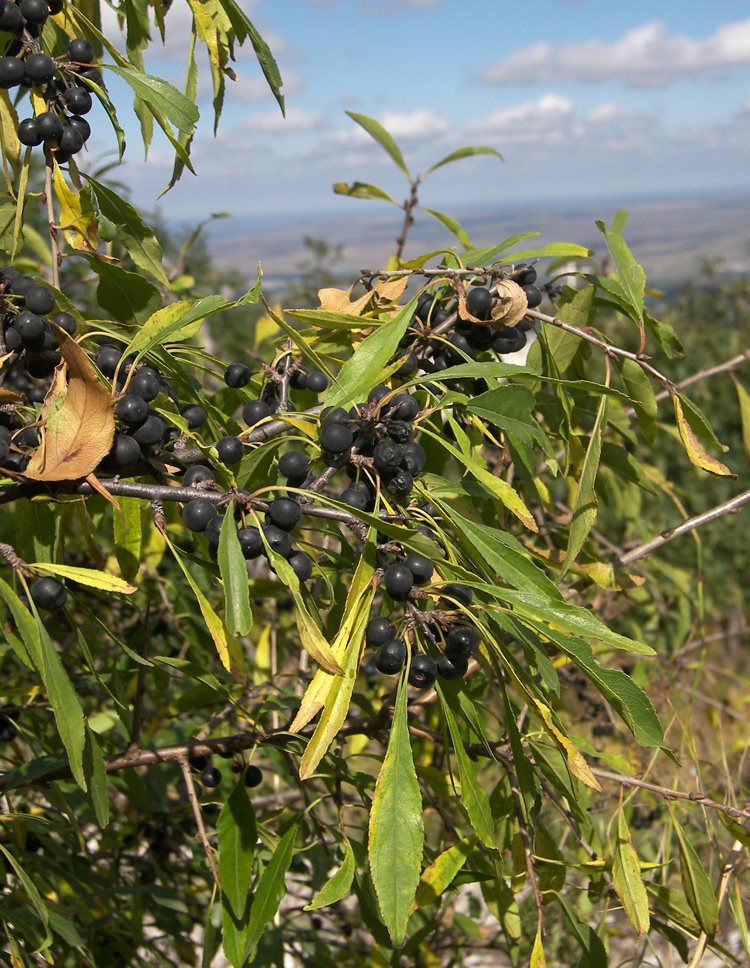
[0,387,26,404]
[490,279,528,330]
[24,328,115,481]
[317,286,373,317]
[373,276,409,304]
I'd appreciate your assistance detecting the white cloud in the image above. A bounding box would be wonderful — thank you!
[243,106,329,133]
[377,109,450,140]
[477,18,750,88]
[467,93,575,142]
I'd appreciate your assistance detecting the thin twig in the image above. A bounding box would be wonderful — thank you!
[177,755,219,887]
[591,769,750,823]
[43,160,60,290]
[617,488,750,565]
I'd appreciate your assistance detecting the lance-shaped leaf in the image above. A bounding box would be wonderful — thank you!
[322,298,417,411]
[562,392,608,575]
[670,810,719,937]
[241,823,298,960]
[333,181,398,204]
[29,563,137,594]
[672,392,734,477]
[125,295,231,360]
[218,781,257,921]
[424,144,503,176]
[412,836,477,912]
[24,328,114,482]
[0,576,86,788]
[163,533,247,683]
[305,840,356,911]
[437,687,496,847]
[218,512,252,638]
[113,496,143,584]
[345,111,410,178]
[369,671,424,945]
[613,809,649,935]
[103,65,198,135]
[596,215,646,331]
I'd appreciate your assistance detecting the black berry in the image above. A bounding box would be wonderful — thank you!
[366,616,396,646]
[408,653,438,689]
[224,362,252,388]
[30,576,67,611]
[384,563,413,600]
[183,498,218,533]
[374,639,406,675]
[216,435,244,464]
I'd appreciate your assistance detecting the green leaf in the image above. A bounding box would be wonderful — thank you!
[83,724,110,828]
[420,425,538,532]
[125,296,231,360]
[613,809,649,935]
[420,207,472,248]
[94,261,162,326]
[368,671,424,945]
[554,891,608,967]
[304,840,356,911]
[216,0,285,114]
[439,504,563,601]
[82,175,170,286]
[241,823,299,959]
[562,390,608,575]
[322,298,417,411]
[113,496,143,584]
[345,111,410,179]
[540,627,663,746]
[0,844,52,944]
[596,215,645,330]
[332,181,398,204]
[487,586,656,655]
[548,285,592,372]
[0,577,87,788]
[163,533,247,683]
[218,512,252,638]
[467,384,553,454]
[13,499,60,566]
[218,781,257,921]
[412,836,477,912]
[103,65,198,134]
[617,358,657,445]
[734,377,750,465]
[424,145,503,176]
[437,685,495,849]
[671,811,719,937]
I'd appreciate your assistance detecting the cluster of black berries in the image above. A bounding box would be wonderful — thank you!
[0,7,101,164]
[364,582,480,689]
[240,360,329,427]
[394,264,542,381]
[188,754,263,793]
[1,265,75,380]
[182,483,314,583]
[315,385,426,505]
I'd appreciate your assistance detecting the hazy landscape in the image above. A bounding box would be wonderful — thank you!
[204,189,750,294]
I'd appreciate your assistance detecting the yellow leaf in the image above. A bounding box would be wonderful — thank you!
[0,90,21,178]
[53,165,98,252]
[163,533,247,683]
[672,393,734,478]
[30,562,137,594]
[24,328,115,481]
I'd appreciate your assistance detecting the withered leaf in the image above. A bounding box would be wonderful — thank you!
[0,387,26,404]
[24,327,115,481]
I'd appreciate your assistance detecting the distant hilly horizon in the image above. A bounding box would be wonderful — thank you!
[200,188,750,293]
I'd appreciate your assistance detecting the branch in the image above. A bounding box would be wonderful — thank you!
[617,488,750,565]
[177,755,219,887]
[43,159,60,291]
[527,308,675,393]
[655,350,750,403]
[591,768,750,824]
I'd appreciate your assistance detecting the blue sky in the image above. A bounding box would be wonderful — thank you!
[90,0,750,222]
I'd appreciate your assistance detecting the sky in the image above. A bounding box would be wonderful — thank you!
[88,0,750,226]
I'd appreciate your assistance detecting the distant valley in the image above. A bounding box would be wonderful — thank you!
[203,190,750,295]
